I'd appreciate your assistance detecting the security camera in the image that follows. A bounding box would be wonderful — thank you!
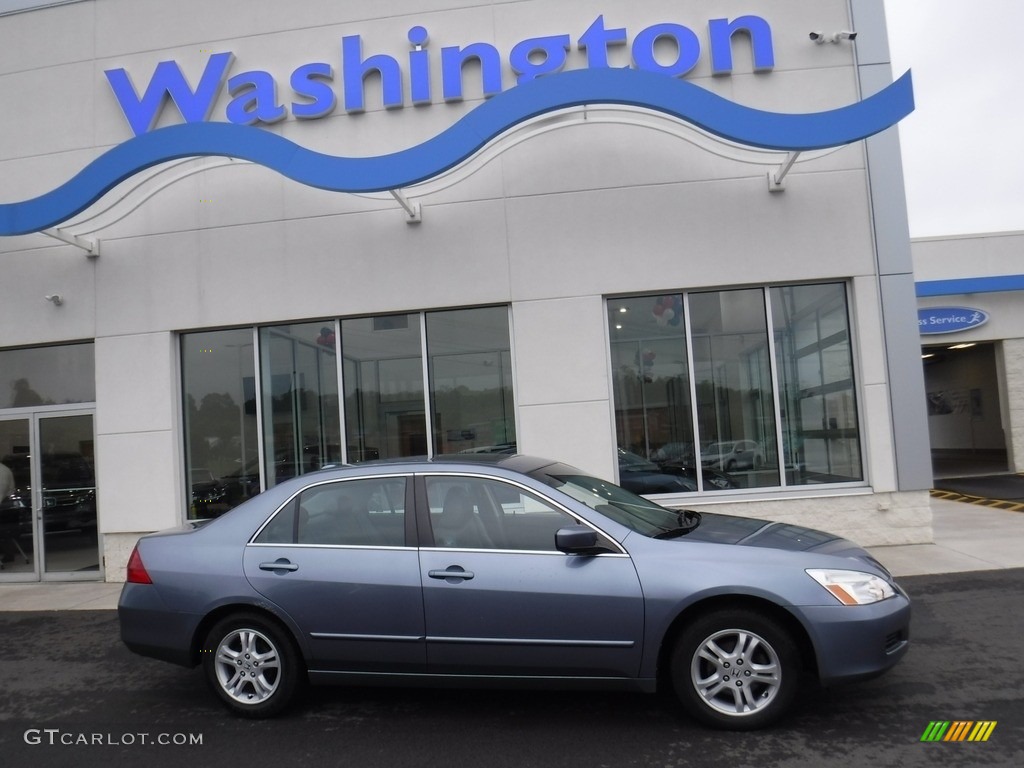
[810,30,858,44]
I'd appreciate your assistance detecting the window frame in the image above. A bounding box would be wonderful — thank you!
[414,472,626,555]
[248,473,417,549]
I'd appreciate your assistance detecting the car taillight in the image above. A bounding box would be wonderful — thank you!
[126,544,153,584]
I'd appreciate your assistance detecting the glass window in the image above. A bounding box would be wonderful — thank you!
[181,306,518,519]
[607,284,862,494]
[426,307,515,455]
[608,296,695,465]
[259,323,342,487]
[255,477,407,546]
[425,475,579,551]
[0,343,94,409]
[181,329,257,520]
[689,289,778,489]
[341,314,426,462]
[771,284,862,484]
[253,497,299,544]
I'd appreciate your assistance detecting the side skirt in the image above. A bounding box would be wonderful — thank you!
[307,670,657,694]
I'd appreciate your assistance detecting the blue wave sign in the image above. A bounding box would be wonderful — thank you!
[0,65,915,237]
[918,307,989,335]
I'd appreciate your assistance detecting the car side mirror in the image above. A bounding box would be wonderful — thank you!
[555,525,599,555]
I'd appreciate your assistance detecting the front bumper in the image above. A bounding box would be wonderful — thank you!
[792,592,911,685]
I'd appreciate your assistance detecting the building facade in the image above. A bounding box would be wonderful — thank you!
[0,0,931,583]
[914,230,1024,473]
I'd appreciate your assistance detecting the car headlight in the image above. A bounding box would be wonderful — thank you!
[806,568,895,605]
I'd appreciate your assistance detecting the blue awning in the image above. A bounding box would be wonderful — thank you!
[916,275,1024,297]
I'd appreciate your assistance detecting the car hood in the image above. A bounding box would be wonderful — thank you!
[681,511,883,565]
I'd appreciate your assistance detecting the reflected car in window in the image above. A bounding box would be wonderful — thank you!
[119,454,910,730]
[650,442,694,464]
[617,449,697,494]
[658,461,739,491]
[1,452,96,533]
[190,468,230,518]
[701,440,765,471]
[619,450,738,493]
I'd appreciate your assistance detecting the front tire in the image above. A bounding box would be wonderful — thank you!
[202,613,301,718]
[671,609,800,730]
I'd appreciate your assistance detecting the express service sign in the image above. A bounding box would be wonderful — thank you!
[918,307,989,335]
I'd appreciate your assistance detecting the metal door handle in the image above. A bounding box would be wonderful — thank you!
[428,567,475,581]
[259,560,299,572]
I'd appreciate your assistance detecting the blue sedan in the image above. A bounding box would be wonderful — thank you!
[118,454,910,730]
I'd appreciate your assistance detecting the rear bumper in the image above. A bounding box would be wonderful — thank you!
[118,583,200,668]
[793,593,911,685]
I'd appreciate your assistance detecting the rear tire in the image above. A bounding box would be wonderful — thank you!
[671,609,800,730]
[202,613,301,718]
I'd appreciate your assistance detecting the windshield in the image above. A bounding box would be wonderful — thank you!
[529,464,698,538]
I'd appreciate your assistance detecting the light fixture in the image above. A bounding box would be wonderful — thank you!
[44,294,63,306]
[948,343,976,350]
[921,353,935,360]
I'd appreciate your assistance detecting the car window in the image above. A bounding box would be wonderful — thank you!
[528,464,693,538]
[254,477,407,546]
[425,475,600,552]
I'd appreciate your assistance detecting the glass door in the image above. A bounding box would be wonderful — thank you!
[38,413,100,579]
[0,412,100,581]
[0,417,33,579]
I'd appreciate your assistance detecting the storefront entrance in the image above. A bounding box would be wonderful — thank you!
[922,342,1008,477]
[0,411,101,581]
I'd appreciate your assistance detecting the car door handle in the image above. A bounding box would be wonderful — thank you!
[428,567,475,582]
[259,559,299,573]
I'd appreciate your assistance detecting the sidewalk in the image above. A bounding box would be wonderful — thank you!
[0,578,122,610]
[870,496,1024,576]
[1,497,1022,611]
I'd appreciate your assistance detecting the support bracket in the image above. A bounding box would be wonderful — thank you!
[767,151,801,193]
[389,189,422,223]
[41,227,100,257]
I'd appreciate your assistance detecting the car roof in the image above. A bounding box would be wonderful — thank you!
[320,453,567,477]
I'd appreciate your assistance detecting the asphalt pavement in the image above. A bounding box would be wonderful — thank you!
[934,473,1024,504]
[0,568,1021,768]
